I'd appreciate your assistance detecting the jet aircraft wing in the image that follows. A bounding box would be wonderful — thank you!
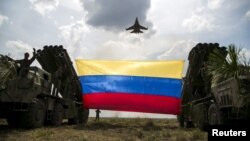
[139,25,148,30]
[126,26,134,30]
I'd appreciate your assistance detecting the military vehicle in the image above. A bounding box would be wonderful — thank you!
[179,43,250,130]
[0,45,89,128]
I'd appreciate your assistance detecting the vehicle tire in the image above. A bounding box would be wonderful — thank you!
[49,103,63,126]
[19,100,45,128]
[191,105,208,131]
[68,110,79,125]
[185,121,194,128]
[68,107,80,125]
[208,103,220,125]
[178,113,185,128]
[78,107,89,125]
[183,111,194,128]
[68,106,89,125]
[196,112,208,131]
[68,118,78,125]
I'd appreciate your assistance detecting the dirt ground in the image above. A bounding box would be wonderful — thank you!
[0,118,207,141]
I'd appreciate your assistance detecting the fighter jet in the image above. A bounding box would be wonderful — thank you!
[126,17,148,33]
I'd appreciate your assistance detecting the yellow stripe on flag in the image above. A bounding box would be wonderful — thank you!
[75,60,184,79]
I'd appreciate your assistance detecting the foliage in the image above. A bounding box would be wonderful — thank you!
[208,44,250,84]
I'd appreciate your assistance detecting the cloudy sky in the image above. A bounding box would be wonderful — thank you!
[1,0,250,118]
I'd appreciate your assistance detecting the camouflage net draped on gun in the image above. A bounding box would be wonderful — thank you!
[0,55,17,90]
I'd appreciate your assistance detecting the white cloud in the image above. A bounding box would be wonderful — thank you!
[147,0,199,36]
[157,40,197,75]
[245,10,250,21]
[93,40,147,60]
[182,13,216,33]
[79,31,194,61]
[59,0,83,12]
[208,0,224,10]
[157,40,197,60]
[6,40,34,59]
[29,0,59,16]
[59,19,89,48]
[78,30,173,61]
[0,14,8,27]
[241,48,250,61]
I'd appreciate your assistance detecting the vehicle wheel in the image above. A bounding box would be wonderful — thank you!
[68,106,89,125]
[196,112,208,131]
[178,113,184,128]
[78,107,89,124]
[68,110,79,125]
[49,103,63,126]
[68,118,78,125]
[208,103,220,125]
[20,100,45,128]
[185,120,194,128]
[68,106,81,125]
[191,105,208,131]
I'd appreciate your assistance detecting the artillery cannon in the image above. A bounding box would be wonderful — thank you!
[0,45,88,128]
[179,43,250,130]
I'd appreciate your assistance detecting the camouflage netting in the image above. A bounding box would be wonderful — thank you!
[0,55,17,90]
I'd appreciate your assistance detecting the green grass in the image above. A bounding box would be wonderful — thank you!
[0,118,207,141]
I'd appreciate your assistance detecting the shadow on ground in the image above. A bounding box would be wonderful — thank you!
[0,120,30,141]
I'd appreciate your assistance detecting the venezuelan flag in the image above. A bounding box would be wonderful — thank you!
[76,60,184,115]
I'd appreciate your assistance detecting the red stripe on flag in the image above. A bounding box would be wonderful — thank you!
[82,93,181,115]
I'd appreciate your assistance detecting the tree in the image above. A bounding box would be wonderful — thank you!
[207,44,250,85]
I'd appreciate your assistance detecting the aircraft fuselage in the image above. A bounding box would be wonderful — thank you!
[126,17,148,34]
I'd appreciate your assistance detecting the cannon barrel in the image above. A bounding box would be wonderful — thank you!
[36,45,82,101]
